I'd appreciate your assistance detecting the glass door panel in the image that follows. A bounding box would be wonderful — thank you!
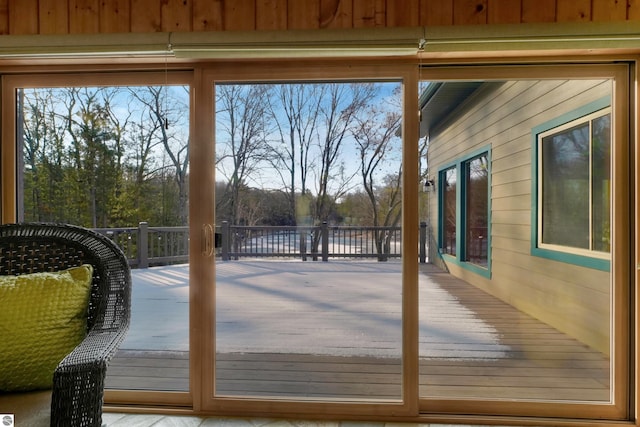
[14,81,191,392]
[214,81,404,400]
[419,72,628,418]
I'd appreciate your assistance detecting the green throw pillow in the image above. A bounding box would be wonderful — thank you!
[0,265,93,391]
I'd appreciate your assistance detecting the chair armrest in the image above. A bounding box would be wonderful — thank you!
[50,325,129,427]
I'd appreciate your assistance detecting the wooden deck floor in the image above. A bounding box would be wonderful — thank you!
[105,265,610,402]
[418,267,610,401]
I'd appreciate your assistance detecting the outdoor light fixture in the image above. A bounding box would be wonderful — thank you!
[424,179,435,191]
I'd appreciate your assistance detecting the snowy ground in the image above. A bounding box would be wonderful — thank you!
[123,261,509,360]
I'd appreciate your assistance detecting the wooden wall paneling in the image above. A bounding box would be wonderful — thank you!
[521,0,556,22]
[420,0,454,25]
[453,0,488,25]
[592,0,628,21]
[255,0,287,30]
[131,0,162,32]
[487,0,521,23]
[100,0,130,33]
[224,0,256,30]
[352,0,386,27]
[320,0,353,28]
[39,0,68,34]
[9,0,38,35]
[288,0,319,29]
[556,0,591,21]
[161,0,192,31]
[0,0,7,34]
[193,0,223,31]
[629,0,640,20]
[0,0,640,38]
[69,0,99,33]
[387,0,420,26]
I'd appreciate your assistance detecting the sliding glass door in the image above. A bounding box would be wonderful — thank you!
[197,64,419,417]
[418,64,630,420]
[213,80,404,401]
[2,72,194,405]
[1,62,632,423]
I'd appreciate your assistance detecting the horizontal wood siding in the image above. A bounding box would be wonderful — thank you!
[0,0,637,35]
[427,78,612,354]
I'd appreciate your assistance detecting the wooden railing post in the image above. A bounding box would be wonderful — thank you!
[381,229,389,262]
[321,221,329,262]
[300,228,307,261]
[138,222,149,268]
[420,222,427,264]
[221,221,230,261]
[311,227,318,261]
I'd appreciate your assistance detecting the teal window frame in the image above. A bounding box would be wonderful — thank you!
[437,147,492,278]
[531,96,611,272]
[439,164,457,258]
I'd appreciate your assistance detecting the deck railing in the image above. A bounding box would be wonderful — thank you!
[95,221,430,268]
[93,223,188,268]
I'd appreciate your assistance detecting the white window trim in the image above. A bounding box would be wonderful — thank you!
[536,107,612,261]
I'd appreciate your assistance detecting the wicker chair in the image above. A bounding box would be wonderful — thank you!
[0,223,131,427]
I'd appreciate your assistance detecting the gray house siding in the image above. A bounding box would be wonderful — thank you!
[425,79,611,354]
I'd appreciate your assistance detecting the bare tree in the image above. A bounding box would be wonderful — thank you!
[63,88,120,227]
[267,84,323,225]
[313,83,377,223]
[20,88,48,221]
[215,84,272,226]
[20,85,192,228]
[129,85,190,225]
[121,90,169,225]
[101,88,133,225]
[352,92,402,259]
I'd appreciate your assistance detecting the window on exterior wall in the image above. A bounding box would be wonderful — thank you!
[464,153,489,267]
[438,150,490,275]
[537,108,611,258]
[441,166,457,257]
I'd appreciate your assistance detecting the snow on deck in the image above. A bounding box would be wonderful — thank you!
[123,260,508,360]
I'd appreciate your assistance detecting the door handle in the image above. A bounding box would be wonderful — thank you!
[202,223,214,257]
